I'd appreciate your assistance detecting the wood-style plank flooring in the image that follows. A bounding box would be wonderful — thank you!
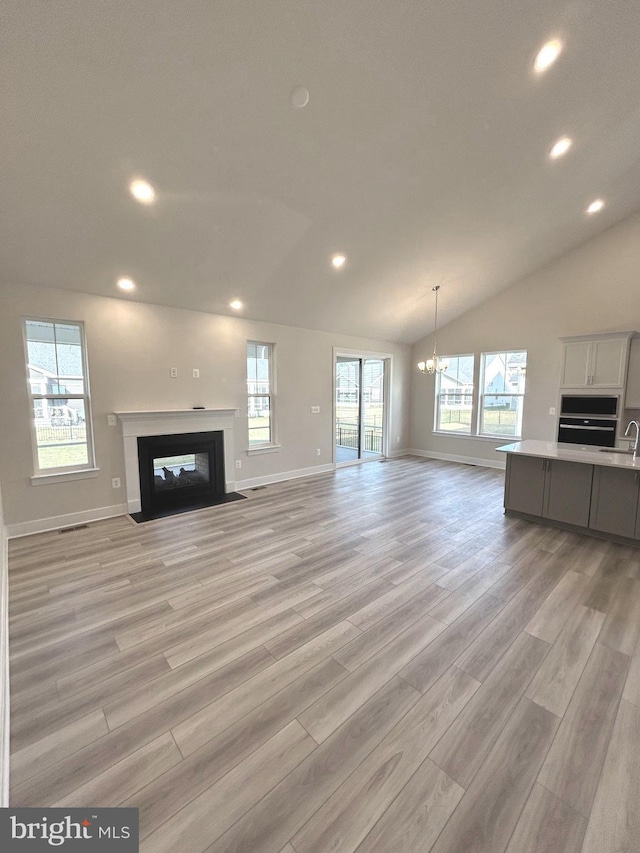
[8,457,640,852]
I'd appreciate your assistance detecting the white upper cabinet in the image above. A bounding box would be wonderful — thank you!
[560,333,632,389]
[561,341,592,387]
[625,336,640,408]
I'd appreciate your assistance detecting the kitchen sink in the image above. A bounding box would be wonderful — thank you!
[598,448,635,455]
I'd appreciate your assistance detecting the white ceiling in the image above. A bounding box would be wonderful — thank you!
[2,1,640,343]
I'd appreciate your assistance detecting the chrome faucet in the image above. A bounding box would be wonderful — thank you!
[624,420,640,460]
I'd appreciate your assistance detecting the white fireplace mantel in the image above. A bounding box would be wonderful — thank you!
[115,408,238,513]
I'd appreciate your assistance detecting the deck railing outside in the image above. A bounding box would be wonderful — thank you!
[335,420,383,453]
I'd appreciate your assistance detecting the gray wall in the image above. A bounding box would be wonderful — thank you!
[0,283,411,531]
[411,211,640,465]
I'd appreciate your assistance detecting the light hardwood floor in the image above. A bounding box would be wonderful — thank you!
[8,457,640,852]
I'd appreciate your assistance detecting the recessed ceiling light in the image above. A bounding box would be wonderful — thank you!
[290,87,310,109]
[129,179,155,204]
[534,39,563,74]
[586,199,605,215]
[549,136,572,159]
[117,277,135,291]
[331,254,347,269]
[229,299,243,310]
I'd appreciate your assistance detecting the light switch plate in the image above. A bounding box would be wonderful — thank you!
[107,414,117,426]
[311,406,320,414]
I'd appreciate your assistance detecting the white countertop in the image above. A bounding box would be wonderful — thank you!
[496,439,640,470]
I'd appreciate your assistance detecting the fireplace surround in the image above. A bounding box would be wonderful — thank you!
[116,409,239,515]
[137,430,224,517]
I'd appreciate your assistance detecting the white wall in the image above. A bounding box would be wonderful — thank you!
[0,483,8,805]
[411,211,640,465]
[0,282,412,533]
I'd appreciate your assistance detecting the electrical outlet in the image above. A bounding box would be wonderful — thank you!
[107,414,117,426]
[235,460,242,469]
[316,448,321,456]
[170,367,178,378]
[549,407,556,415]
[111,477,121,489]
[192,368,200,379]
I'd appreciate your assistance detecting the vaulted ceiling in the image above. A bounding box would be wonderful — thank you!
[2,1,640,343]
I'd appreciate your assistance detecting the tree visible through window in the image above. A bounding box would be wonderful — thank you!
[25,319,95,472]
[247,342,274,445]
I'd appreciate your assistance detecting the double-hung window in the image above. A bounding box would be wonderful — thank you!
[434,354,475,434]
[25,318,95,473]
[247,341,274,446]
[479,350,527,438]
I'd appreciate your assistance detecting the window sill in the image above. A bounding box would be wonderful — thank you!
[31,467,100,485]
[246,444,282,456]
[432,431,521,443]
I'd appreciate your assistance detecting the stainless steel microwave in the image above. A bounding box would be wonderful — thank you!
[559,395,619,417]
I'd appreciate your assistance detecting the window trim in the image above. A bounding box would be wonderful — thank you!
[246,340,276,449]
[433,352,476,436]
[23,316,96,476]
[431,348,527,441]
[478,349,527,439]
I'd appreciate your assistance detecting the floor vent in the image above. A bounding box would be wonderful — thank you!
[251,486,267,491]
[59,524,88,534]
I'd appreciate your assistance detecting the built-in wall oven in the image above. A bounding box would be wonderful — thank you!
[557,395,619,447]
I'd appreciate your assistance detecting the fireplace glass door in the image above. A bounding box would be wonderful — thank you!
[152,452,211,492]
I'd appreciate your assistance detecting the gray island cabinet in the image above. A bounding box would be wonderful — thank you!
[590,465,640,538]
[498,440,640,546]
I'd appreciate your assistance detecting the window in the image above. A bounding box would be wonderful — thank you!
[479,350,527,437]
[25,318,95,473]
[435,355,475,434]
[247,342,274,446]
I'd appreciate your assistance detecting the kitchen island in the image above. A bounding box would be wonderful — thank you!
[497,439,640,545]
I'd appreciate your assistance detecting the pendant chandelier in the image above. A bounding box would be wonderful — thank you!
[418,285,449,374]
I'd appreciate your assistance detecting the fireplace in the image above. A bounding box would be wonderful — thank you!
[115,408,241,518]
[137,431,224,515]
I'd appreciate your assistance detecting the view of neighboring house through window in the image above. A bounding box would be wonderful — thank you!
[247,341,274,446]
[435,355,475,434]
[25,318,94,472]
[479,350,527,437]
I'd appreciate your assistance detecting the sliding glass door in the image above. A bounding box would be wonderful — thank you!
[335,355,386,465]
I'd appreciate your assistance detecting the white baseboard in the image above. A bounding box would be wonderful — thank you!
[6,503,129,539]
[0,519,8,806]
[235,462,335,491]
[406,448,506,470]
